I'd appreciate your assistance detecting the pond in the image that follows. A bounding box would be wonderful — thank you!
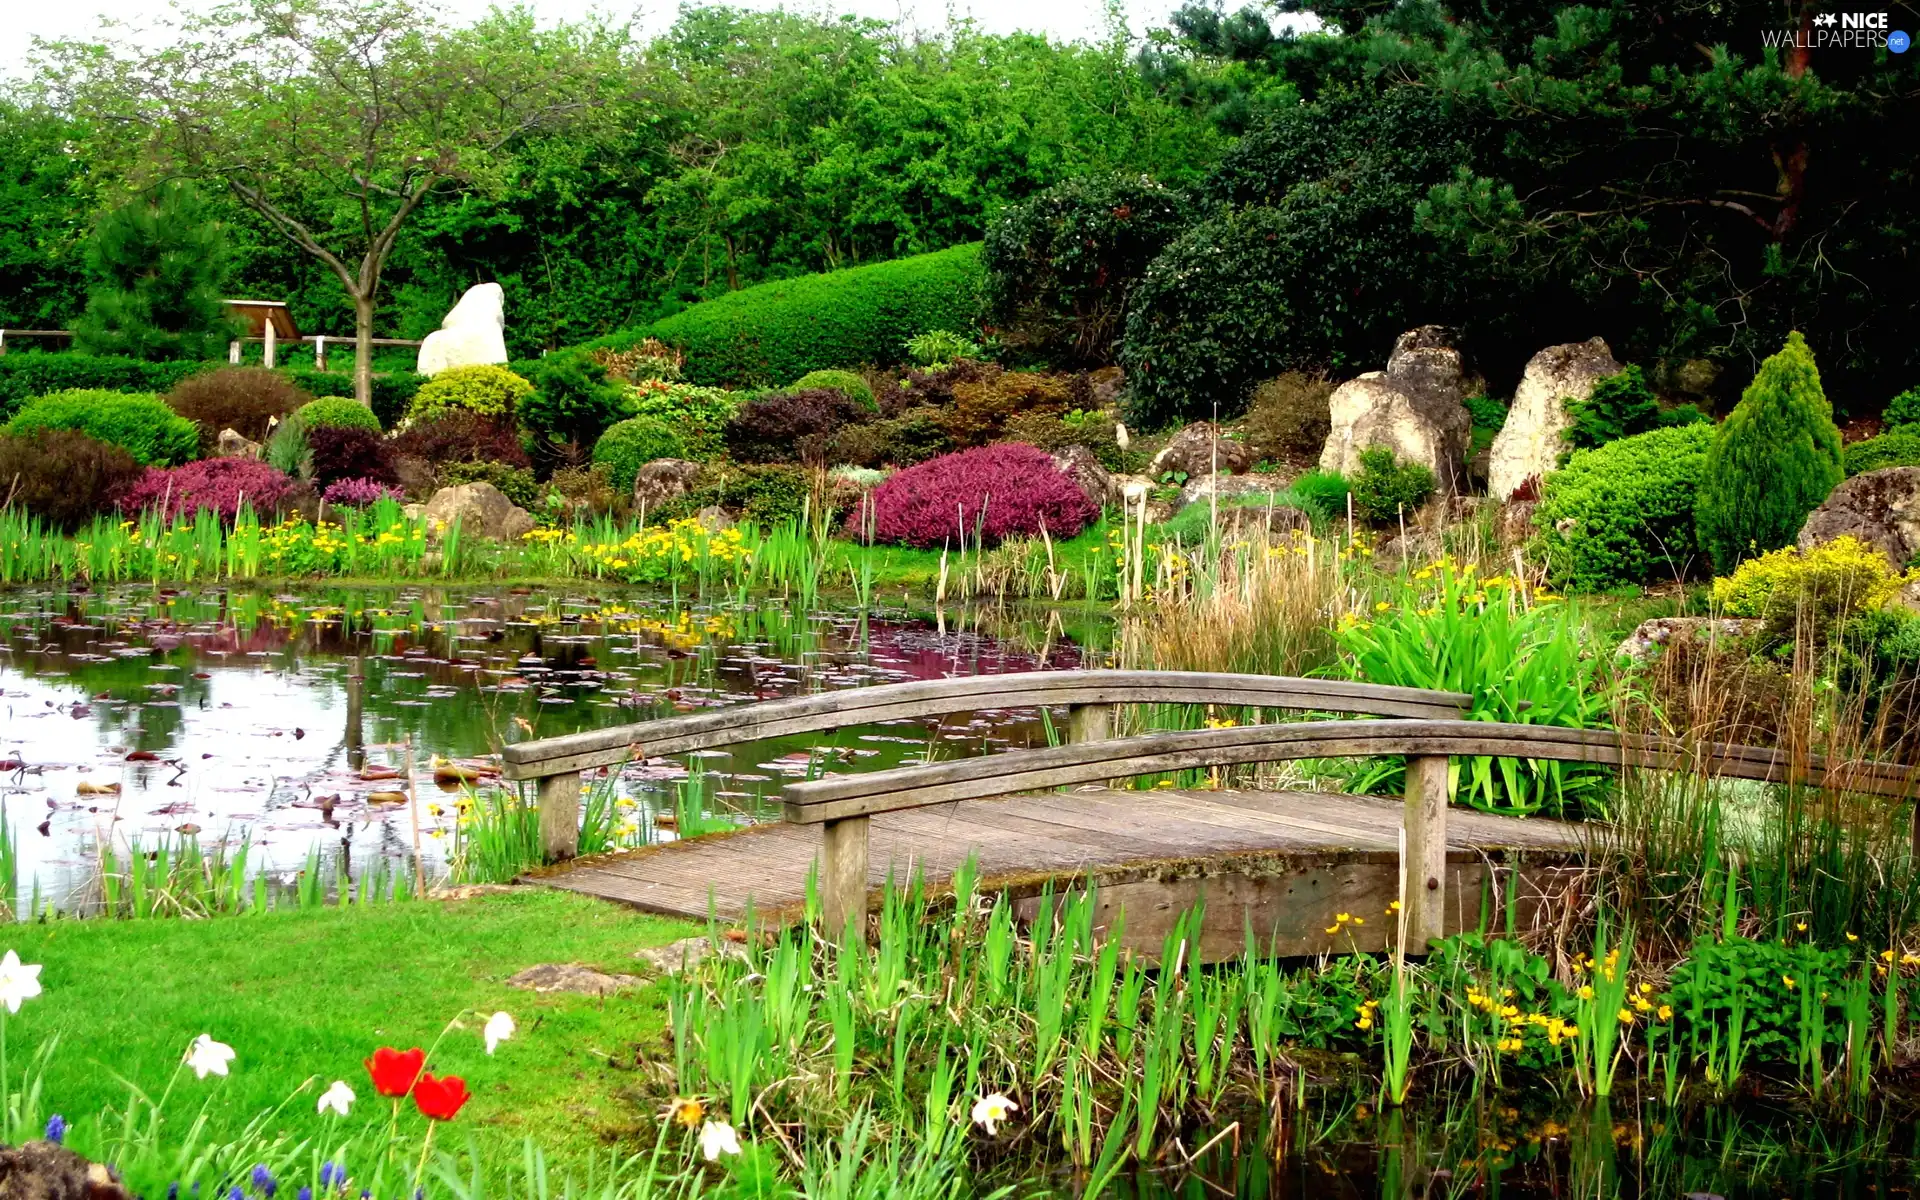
[0,585,1100,913]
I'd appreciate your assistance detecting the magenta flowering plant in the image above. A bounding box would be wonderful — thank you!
[860,442,1098,548]
[121,459,296,522]
[321,477,402,507]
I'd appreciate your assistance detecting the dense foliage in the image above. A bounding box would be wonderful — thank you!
[1349,448,1436,525]
[1695,333,1844,574]
[725,389,870,467]
[1534,423,1716,591]
[591,418,686,492]
[407,366,534,422]
[73,185,237,362]
[4,389,200,466]
[306,425,398,490]
[121,458,295,521]
[1845,431,1920,478]
[389,412,530,468]
[1566,366,1704,451]
[789,370,875,411]
[864,443,1098,547]
[0,429,144,530]
[296,398,382,434]
[519,355,626,453]
[166,368,310,445]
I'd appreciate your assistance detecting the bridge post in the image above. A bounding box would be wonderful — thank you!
[538,772,582,862]
[1402,755,1450,950]
[820,815,870,943]
[1066,703,1112,745]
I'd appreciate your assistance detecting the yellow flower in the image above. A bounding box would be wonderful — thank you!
[1616,1009,1634,1024]
[1796,922,1808,933]
[664,1097,704,1129]
[1355,1015,1373,1030]
[1657,1004,1673,1021]
[1577,985,1593,1000]
[1783,974,1797,989]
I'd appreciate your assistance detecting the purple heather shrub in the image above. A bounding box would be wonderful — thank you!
[321,477,403,506]
[122,458,295,522]
[306,423,398,488]
[860,442,1097,548]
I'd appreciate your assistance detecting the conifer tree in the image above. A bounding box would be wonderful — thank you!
[1695,331,1844,574]
[74,183,236,361]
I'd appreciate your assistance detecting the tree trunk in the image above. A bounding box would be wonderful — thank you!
[353,293,376,407]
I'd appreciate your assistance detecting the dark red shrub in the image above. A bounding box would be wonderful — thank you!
[307,424,398,488]
[166,367,311,445]
[389,412,531,468]
[725,388,869,466]
[861,443,1098,548]
[0,429,144,531]
[122,458,295,522]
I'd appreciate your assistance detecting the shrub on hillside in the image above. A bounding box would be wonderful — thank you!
[440,460,538,509]
[725,388,870,467]
[1000,410,1130,473]
[321,478,403,507]
[520,354,626,457]
[1711,536,1908,643]
[590,339,683,383]
[1534,422,1716,591]
[625,381,738,459]
[307,424,398,489]
[592,418,687,492]
[944,371,1074,447]
[164,367,310,447]
[1349,448,1436,525]
[982,173,1190,365]
[589,244,984,388]
[905,330,983,368]
[122,458,294,521]
[406,364,534,423]
[872,358,999,417]
[1242,373,1334,463]
[0,429,144,531]
[297,397,382,433]
[830,410,953,469]
[5,390,199,466]
[864,443,1098,548]
[1884,387,1920,429]
[1845,430,1920,477]
[790,370,875,411]
[389,411,530,467]
[1290,470,1351,523]
[1696,332,1845,574]
[1565,365,1707,451]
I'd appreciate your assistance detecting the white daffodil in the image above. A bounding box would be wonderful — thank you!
[0,951,42,1014]
[183,1034,236,1079]
[483,1011,516,1055]
[318,1080,355,1116]
[970,1093,1017,1136]
[698,1121,741,1161]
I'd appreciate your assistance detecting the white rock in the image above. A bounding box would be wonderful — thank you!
[1487,338,1622,502]
[416,283,508,376]
[1318,326,1473,494]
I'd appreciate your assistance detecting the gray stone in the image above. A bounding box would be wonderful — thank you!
[1487,338,1622,501]
[1614,617,1759,664]
[422,482,536,541]
[1051,444,1116,508]
[1796,467,1920,567]
[215,428,262,460]
[1150,422,1252,480]
[1177,472,1290,510]
[634,935,750,976]
[633,458,705,512]
[695,505,734,533]
[416,283,508,376]
[392,455,435,500]
[1320,326,1474,494]
[505,961,644,996]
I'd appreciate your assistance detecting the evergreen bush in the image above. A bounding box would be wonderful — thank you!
[4,389,199,466]
[790,369,876,411]
[73,184,237,362]
[297,397,383,433]
[625,381,738,460]
[520,354,626,453]
[1534,423,1715,591]
[440,461,539,509]
[406,364,533,422]
[591,418,687,492]
[1845,431,1920,477]
[0,356,422,427]
[1349,448,1436,525]
[1695,332,1844,574]
[1883,387,1920,429]
[1565,365,1708,450]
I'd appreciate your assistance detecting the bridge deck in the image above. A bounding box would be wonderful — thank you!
[530,786,1588,957]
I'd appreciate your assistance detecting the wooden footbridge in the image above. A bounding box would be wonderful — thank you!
[502,671,1920,958]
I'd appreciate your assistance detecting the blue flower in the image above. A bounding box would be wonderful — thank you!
[318,1165,335,1190]
[230,1187,244,1200]
[44,1114,65,1144]
[298,1188,312,1200]
[251,1166,277,1198]
[167,1185,179,1200]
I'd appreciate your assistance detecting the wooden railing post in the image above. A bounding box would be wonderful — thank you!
[820,814,870,943]
[1402,755,1450,950]
[1066,703,1112,745]
[537,771,582,862]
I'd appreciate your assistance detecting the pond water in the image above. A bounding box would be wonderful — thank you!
[0,585,1099,911]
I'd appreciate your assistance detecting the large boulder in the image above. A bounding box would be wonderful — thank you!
[1150,422,1252,479]
[0,1139,132,1200]
[422,481,535,541]
[416,283,508,376]
[215,428,262,460]
[633,458,705,512]
[1052,444,1117,508]
[1796,467,1920,565]
[1487,338,1622,501]
[1319,326,1474,493]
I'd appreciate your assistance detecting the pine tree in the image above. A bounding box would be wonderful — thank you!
[74,184,236,361]
[1695,332,1844,575]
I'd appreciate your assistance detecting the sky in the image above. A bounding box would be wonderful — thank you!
[0,0,1269,75]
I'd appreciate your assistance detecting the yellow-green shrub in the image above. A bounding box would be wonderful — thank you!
[1710,535,1913,636]
[407,365,533,422]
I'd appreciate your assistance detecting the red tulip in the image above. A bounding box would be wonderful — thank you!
[364,1047,425,1097]
[412,1072,470,1121]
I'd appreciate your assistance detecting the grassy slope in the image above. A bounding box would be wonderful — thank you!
[4,891,697,1162]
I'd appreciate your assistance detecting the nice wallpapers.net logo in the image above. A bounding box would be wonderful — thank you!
[1762,11,1913,52]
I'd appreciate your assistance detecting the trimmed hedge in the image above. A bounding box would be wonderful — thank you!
[1533,422,1716,591]
[1844,430,1920,477]
[588,245,985,388]
[4,390,200,466]
[0,354,422,428]
[592,417,686,492]
[298,397,383,433]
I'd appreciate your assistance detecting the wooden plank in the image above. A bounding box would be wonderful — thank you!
[1403,755,1450,948]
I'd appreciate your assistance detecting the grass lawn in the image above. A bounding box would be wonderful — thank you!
[3,889,698,1164]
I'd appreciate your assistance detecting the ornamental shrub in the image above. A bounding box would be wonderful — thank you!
[1565,365,1708,451]
[590,339,683,383]
[725,388,870,467]
[0,356,422,428]
[864,443,1098,548]
[1845,430,1920,477]
[5,390,199,466]
[625,381,738,460]
[1290,470,1351,524]
[592,418,687,492]
[589,244,984,388]
[982,173,1190,365]
[1710,535,1910,643]
[440,460,538,509]
[389,411,529,468]
[297,397,382,433]
[652,464,813,527]
[1883,387,1920,429]
[830,409,952,469]
[1534,423,1716,591]
[406,364,534,422]
[790,370,875,411]
[1348,448,1435,525]
[0,429,144,531]
[166,367,310,446]
[905,330,983,368]
[1696,332,1845,574]
[1242,373,1334,463]
[306,424,397,489]
[73,183,237,362]
[321,477,402,506]
[520,354,626,453]
[944,370,1074,447]
[1000,409,1130,473]
[122,458,294,521]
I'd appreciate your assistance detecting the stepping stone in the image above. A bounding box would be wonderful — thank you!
[506,962,644,996]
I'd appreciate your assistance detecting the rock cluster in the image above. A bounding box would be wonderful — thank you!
[1319,326,1474,494]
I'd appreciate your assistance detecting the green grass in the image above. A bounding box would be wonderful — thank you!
[4,890,696,1163]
